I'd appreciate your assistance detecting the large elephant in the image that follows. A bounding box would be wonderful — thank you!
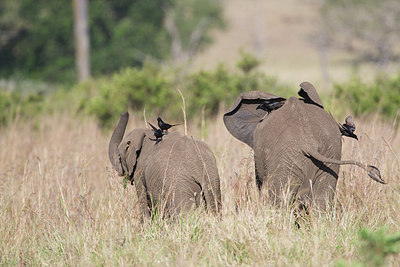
[109,112,221,218]
[223,82,385,211]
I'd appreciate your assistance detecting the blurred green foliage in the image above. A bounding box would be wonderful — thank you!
[4,47,400,130]
[66,53,292,128]
[332,74,400,120]
[68,67,400,128]
[76,63,180,128]
[358,228,400,266]
[336,227,400,267]
[186,52,291,117]
[0,90,46,126]
[0,0,224,83]
[236,50,261,74]
[0,0,168,82]
[168,0,225,49]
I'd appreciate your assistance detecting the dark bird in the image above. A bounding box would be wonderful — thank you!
[343,116,356,133]
[148,122,164,144]
[157,117,180,133]
[339,115,358,140]
[256,98,286,114]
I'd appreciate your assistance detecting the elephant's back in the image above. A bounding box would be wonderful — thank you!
[300,99,342,157]
[256,97,341,152]
[145,133,217,169]
[142,133,218,211]
[253,96,342,183]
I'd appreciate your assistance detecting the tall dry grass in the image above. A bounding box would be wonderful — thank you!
[1,112,399,265]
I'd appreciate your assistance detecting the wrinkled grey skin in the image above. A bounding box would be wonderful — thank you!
[109,112,221,219]
[224,82,384,211]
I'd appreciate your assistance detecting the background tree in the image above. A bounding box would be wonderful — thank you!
[0,0,224,84]
[73,0,90,82]
[164,0,225,65]
[319,0,400,69]
[0,0,76,82]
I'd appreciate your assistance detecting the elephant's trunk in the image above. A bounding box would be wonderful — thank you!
[303,149,386,184]
[108,112,129,176]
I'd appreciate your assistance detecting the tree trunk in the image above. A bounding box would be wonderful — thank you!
[73,0,90,81]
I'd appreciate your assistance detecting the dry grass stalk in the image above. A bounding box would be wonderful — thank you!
[177,88,187,136]
[143,108,148,128]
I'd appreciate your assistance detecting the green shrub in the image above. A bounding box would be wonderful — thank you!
[236,50,261,74]
[185,60,292,117]
[71,54,293,128]
[358,228,400,266]
[0,91,19,126]
[0,90,46,127]
[336,228,400,267]
[72,63,180,128]
[185,65,238,116]
[332,74,400,120]
[0,52,293,130]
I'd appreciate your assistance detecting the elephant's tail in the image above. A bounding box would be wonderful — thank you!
[303,149,386,184]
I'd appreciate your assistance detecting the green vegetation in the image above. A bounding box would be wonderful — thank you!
[0,0,224,83]
[332,75,400,120]
[167,0,225,54]
[66,53,292,128]
[1,55,293,128]
[359,228,400,266]
[0,0,169,82]
[0,90,47,127]
[186,52,292,117]
[3,58,400,129]
[336,228,400,267]
[81,64,179,128]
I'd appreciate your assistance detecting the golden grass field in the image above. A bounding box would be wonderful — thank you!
[1,109,399,265]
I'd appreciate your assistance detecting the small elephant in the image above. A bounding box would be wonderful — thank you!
[108,112,221,218]
[223,82,385,211]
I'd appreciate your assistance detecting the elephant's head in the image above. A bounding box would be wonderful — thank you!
[108,112,146,177]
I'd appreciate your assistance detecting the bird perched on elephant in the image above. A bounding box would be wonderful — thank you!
[223,82,385,211]
[339,115,358,140]
[157,117,180,134]
[148,122,164,144]
[109,112,221,219]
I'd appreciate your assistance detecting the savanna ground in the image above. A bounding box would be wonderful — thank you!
[1,109,399,266]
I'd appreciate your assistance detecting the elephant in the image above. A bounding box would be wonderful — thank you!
[109,112,221,218]
[223,82,385,211]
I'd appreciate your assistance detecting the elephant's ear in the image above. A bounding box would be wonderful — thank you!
[120,129,146,177]
[223,91,286,147]
[298,82,324,108]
